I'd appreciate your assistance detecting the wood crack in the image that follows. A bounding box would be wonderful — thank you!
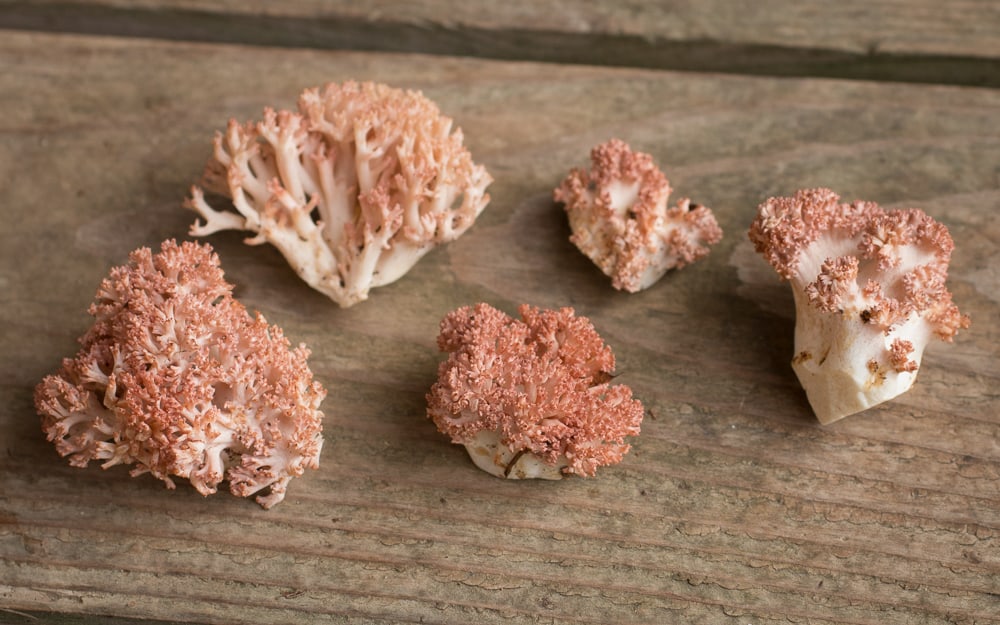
[0,2,997,87]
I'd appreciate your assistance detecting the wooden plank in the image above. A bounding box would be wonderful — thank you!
[1,0,998,86]
[1,29,999,624]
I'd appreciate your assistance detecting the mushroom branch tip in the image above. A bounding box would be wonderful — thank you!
[748,188,970,424]
[427,302,645,479]
[34,239,326,508]
[554,138,722,292]
[186,80,492,307]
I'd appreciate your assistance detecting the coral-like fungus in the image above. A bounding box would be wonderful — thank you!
[554,138,722,292]
[187,81,492,307]
[427,303,645,479]
[34,240,326,508]
[749,188,969,423]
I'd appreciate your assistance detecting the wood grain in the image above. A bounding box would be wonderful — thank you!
[1,29,999,624]
[1,0,998,86]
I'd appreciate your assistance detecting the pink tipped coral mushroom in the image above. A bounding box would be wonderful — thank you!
[554,138,722,292]
[748,188,970,424]
[186,80,493,307]
[34,240,326,508]
[427,303,645,479]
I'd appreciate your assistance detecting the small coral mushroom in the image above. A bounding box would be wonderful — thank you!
[34,240,325,508]
[187,80,492,307]
[554,138,722,292]
[748,188,970,424]
[427,303,645,479]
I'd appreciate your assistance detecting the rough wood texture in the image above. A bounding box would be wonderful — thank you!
[2,0,999,86]
[1,28,999,624]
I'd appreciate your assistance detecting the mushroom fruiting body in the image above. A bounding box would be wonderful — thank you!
[748,188,969,424]
[34,240,326,508]
[187,81,492,307]
[554,138,722,292]
[427,303,645,479]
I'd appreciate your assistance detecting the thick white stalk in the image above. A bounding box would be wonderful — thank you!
[790,287,929,424]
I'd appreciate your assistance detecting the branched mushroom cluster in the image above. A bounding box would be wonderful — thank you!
[427,303,645,479]
[35,241,325,508]
[555,138,722,292]
[187,81,492,307]
[749,188,969,423]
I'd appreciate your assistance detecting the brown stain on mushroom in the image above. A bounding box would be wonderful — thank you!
[503,449,528,477]
[865,359,888,389]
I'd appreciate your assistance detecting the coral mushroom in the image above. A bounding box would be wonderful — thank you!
[34,240,325,508]
[427,303,645,479]
[748,188,970,424]
[187,80,492,307]
[554,138,722,292]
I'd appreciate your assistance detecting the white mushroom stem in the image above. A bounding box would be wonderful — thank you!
[789,287,929,424]
[462,430,567,480]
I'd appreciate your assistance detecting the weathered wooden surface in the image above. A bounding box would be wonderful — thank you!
[1,27,999,624]
[3,0,999,86]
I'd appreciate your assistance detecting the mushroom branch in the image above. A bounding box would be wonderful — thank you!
[554,138,721,292]
[187,81,492,307]
[427,303,645,479]
[34,240,326,508]
[748,188,970,424]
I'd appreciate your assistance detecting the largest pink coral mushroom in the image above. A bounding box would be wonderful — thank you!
[187,80,492,307]
[34,240,325,508]
[427,303,645,479]
[748,188,970,424]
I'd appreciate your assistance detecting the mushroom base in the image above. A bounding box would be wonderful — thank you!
[462,430,568,480]
[791,290,929,424]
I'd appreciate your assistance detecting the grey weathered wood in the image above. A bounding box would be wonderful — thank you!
[1,0,998,86]
[1,29,999,624]
[10,0,1000,57]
